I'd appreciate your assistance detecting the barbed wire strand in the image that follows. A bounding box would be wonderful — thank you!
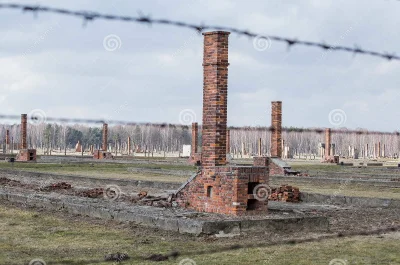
[0,3,399,61]
[0,114,398,136]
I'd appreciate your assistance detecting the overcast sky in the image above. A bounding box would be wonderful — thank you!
[0,0,399,131]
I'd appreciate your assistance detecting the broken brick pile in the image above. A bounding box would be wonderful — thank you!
[40,182,72,192]
[76,188,104,198]
[269,185,300,203]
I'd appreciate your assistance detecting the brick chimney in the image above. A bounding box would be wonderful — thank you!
[102,123,108,151]
[271,101,282,157]
[201,31,230,168]
[176,31,269,215]
[21,114,27,149]
[191,122,198,155]
[325,128,331,158]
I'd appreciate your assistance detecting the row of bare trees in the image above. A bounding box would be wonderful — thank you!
[1,123,399,157]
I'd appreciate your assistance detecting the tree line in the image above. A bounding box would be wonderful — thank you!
[0,123,399,157]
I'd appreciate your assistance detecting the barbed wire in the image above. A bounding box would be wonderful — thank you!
[0,114,398,136]
[0,3,399,61]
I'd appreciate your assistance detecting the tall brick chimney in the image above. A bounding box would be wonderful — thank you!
[201,31,230,167]
[102,123,108,151]
[191,122,198,155]
[176,31,269,216]
[21,114,27,149]
[271,101,282,157]
[325,128,331,159]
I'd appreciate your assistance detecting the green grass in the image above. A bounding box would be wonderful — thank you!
[270,179,400,199]
[0,205,399,265]
[0,162,194,182]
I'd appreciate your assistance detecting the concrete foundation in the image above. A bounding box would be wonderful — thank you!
[0,187,330,235]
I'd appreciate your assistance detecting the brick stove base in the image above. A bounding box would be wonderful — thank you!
[16,149,37,162]
[93,150,113,160]
[176,157,269,215]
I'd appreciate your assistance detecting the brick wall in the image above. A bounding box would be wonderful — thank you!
[271,101,282,157]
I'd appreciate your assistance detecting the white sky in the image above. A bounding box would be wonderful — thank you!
[0,0,399,131]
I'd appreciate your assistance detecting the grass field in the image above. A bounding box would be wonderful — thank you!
[1,161,399,199]
[1,204,399,265]
[0,162,193,182]
[269,179,400,199]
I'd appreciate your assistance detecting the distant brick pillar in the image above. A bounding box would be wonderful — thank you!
[191,122,198,155]
[5,130,9,145]
[21,114,27,149]
[378,142,381,158]
[325,128,331,159]
[226,129,230,154]
[102,123,108,151]
[201,31,230,168]
[127,136,131,154]
[271,101,282,157]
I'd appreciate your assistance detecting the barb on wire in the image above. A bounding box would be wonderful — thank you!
[0,3,399,61]
[0,114,398,136]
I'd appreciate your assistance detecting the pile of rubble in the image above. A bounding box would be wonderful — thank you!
[132,191,174,208]
[76,188,104,198]
[0,177,22,187]
[40,182,72,192]
[268,185,300,203]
